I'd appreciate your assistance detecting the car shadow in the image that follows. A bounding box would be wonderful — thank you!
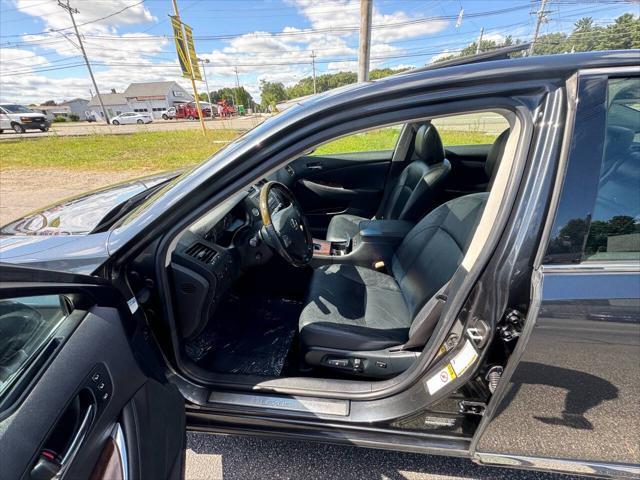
[495,362,618,430]
[186,432,578,480]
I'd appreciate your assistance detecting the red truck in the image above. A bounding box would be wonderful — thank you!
[162,102,212,120]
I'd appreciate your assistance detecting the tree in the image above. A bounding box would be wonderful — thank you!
[283,67,409,99]
[205,87,254,108]
[433,14,639,61]
[42,100,57,106]
[259,80,287,109]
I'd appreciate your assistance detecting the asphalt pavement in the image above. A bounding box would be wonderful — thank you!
[185,432,577,480]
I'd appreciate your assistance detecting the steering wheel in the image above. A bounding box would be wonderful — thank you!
[259,181,313,267]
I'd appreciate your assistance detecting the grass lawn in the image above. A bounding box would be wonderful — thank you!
[0,130,239,171]
[0,128,497,172]
[313,128,498,155]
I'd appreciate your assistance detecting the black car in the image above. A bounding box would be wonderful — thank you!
[0,50,638,479]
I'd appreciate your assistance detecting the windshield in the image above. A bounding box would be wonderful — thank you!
[1,104,34,113]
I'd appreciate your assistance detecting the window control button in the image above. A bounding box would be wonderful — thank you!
[91,373,100,382]
[97,382,105,391]
[102,392,109,401]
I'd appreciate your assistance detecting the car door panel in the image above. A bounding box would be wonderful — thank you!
[474,270,640,472]
[0,266,185,480]
[291,151,392,236]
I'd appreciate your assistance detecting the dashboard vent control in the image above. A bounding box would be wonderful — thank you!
[185,243,218,264]
[285,165,295,176]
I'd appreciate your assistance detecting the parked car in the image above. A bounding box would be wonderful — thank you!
[0,103,50,133]
[0,50,638,480]
[110,112,153,125]
[162,106,176,120]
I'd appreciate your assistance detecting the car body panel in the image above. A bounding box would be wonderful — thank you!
[473,66,640,477]
[0,171,180,274]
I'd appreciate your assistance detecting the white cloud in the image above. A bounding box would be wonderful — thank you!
[2,0,453,103]
[14,0,155,33]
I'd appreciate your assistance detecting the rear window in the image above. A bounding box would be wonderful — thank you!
[584,77,640,262]
[431,112,510,146]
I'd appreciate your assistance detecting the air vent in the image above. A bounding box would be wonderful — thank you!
[185,243,217,264]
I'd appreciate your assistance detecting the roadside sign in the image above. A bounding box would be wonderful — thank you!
[169,15,191,78]
[184,24,202,81]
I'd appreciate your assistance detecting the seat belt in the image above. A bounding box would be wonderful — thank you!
[400,281,449,350]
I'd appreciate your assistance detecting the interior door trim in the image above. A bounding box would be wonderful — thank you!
[113,423,129,480]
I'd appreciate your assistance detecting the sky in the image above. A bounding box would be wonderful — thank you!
[0,0,637,104]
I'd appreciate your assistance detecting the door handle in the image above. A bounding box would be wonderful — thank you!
[306,162,323,170]
[55,402,96,478]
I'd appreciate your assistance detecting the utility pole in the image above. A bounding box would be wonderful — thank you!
[357,0,372,82]
[529,0,550,56]
[234,66,240,107]
[58,0,109,123]
[172,0,206,134]
[198,57,214,119]
[475,27,484,54]
[311,50,317,94]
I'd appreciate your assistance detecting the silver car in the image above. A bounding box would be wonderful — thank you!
[110,111,153,125]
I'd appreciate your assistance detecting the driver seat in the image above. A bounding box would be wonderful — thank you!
[299,130,510,377]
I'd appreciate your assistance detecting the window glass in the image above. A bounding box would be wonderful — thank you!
[584,77,640,262]
[431,112,509,146]
[311,125,403,156]
[0,295,68,398]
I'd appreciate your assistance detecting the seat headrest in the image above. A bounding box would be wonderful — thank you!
[415,123,445,165]
[485,129,510,180]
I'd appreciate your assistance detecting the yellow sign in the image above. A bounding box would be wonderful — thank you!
[183,24,202,81]
[169,15,191,78]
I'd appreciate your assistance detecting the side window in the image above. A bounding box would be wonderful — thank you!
[0,295,68,399]
[584,77,640,262]
[311,125,402,156]
[431,112,510,146]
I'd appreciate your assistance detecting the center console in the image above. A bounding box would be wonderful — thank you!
[312,219,413,269]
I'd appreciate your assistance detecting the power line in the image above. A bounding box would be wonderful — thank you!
[57,0,109,122]
[0,4,535,39]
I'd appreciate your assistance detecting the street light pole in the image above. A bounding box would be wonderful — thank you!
[198,57,214,119]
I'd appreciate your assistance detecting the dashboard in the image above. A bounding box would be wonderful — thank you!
[169,179,276,340]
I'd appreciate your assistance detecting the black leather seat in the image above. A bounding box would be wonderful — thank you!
[325,123,451,242]
[299,130,510,370]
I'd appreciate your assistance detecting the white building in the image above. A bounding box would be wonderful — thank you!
[87,92,128,121]
[88,81,192,121]
[59,98,89,117]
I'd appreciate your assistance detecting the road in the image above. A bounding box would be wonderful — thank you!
[185,432,575,480]
[0,115,265,140]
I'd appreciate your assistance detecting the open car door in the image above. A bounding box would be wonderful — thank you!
[0,264,185,480]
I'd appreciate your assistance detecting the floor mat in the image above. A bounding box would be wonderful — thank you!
[185,294,302,376]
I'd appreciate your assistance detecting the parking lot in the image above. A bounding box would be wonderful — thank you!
[0,115,266,140]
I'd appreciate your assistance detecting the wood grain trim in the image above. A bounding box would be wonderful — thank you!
[90,437,123,480]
